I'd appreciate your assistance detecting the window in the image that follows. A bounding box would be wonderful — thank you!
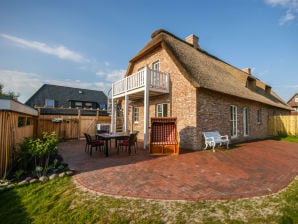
[26,117,31,126]
[152,60,160,88]
[75,101,82,108]
[152,60,160,71]
[45,99,55,107]
[295,97,298,103]
[230,105,238,137]
[156,103,168,117]
[18,117,30,127]
[133,107,139,123]
[243,107,249,136]
[99,104,106,110]
[18,117,25,127]
[257,109,262,124]
[84,102,92,109]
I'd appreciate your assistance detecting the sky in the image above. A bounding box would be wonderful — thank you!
[0,0,297,103]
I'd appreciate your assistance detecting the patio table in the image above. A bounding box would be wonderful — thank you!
[96,132,130,157]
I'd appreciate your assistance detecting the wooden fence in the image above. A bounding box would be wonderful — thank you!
[0,107,116,178]
[268,115,298,136]
[38,114,111,139]
[0,111,37,179]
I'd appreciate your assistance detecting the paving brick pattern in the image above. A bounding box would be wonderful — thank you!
[58,140,298,201]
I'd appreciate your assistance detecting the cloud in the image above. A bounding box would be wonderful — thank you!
[0,70,111,103]
[265,0,298,25]
[279,10,296,24]
[96,69,126,83]
[1,34,88,63]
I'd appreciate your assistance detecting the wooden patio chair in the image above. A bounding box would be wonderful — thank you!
[149,117,179,155]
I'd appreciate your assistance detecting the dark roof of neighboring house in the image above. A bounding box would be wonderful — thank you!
[127,29,291,111]
[25,84,107,108]
[287,93,298,107]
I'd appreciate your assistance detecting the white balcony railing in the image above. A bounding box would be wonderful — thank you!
[112,67,169,97]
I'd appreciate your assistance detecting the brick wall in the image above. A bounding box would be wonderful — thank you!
[124,47,290,150]
[195,88,290,149]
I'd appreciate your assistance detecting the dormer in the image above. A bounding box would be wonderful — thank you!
[246,76,256,91]
[265,85,272,96]
[243,68,256,91]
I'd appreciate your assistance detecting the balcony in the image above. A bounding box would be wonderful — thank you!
[112,67,170,99]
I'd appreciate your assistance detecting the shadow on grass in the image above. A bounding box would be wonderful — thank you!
[0,187,32,224]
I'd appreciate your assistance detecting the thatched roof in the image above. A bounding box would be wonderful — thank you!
[127,29,291,110]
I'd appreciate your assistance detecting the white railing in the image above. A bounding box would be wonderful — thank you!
[112,67,169,96]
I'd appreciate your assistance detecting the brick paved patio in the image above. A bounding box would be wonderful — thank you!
[58,139,298,201]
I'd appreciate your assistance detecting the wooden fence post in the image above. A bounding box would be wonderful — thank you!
[78,109,81,140]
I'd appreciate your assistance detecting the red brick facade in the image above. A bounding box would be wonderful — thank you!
[121,33,290,150]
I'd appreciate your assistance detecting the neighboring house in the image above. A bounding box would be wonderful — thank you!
[0,96,38,178]
[26,84,108,115]
[111,29,291,150]
[287,93,298,115]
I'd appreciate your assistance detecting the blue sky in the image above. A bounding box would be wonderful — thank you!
[0,0,297,103]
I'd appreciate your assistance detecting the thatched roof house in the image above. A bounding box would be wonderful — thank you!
[112,29,291,151]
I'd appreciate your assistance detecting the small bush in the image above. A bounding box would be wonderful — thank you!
[10,132,63,180]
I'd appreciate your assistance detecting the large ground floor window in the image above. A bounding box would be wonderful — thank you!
[230,105,237,137]
[243,107,249,136]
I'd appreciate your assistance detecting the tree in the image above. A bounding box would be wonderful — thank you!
[0,83,19,100]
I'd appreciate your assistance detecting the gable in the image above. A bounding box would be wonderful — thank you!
[287,93,298,107]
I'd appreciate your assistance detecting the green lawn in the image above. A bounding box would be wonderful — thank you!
[0,176,297,224]
[273,136,298,143]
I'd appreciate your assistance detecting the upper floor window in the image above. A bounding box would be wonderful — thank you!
[45,99,55,107]
[75,101,82,108]
[84,102,92,109]
[295,97,298,103]
[156,103,168,117]
[133,107,139,123]
[152,60,160,71]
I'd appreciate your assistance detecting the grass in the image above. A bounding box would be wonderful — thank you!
[0,176,297,224]
[269,135,298,143]
[1,137,297,223]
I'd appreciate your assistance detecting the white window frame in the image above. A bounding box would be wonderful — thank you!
[152,60,160,71]
[243,107,249,136]
[151,60,160,88]
[230,105,238,138]
[156,103,168,117]
[133,107,139,123]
